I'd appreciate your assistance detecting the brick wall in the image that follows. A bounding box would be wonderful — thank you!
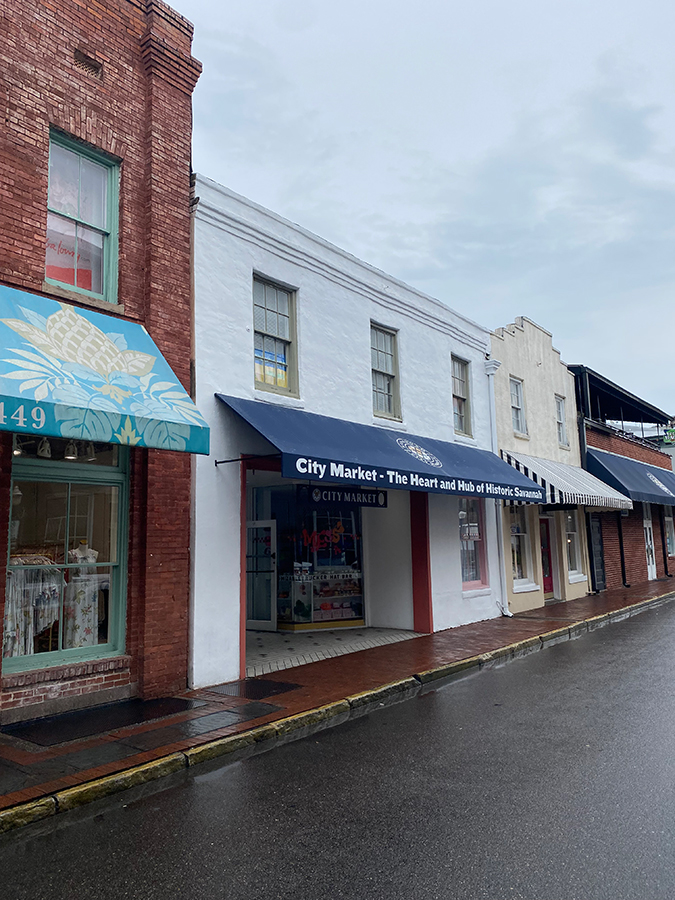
[0,0,200,718]
[597,506,671,589]
[586,428,673,470]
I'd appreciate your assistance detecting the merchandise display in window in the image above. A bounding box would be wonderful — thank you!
[3,445,122,661]
[252,484,365,631]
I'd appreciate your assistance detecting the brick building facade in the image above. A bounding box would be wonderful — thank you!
[0,0,206,722]
[570,365,675,594]
[585,428,674,589]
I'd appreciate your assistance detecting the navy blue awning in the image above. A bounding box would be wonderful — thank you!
[216,394,546,502]
[587,448,675,506]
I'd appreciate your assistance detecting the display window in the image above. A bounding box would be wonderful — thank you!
[251,483,364,630]
[3,436,128,670]
[459,497,488,590]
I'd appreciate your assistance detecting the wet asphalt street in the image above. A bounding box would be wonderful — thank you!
[3,602,675,900]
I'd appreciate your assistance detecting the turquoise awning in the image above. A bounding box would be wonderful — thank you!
[0,285,209,455]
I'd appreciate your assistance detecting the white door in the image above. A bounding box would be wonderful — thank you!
[246,520,277,631]
[643,504,657,581]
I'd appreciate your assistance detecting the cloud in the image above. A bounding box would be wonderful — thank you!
[184,2,675,412]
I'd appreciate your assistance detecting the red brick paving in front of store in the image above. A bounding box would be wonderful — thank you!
[0,579,672,812]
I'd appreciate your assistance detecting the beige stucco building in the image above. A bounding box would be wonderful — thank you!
[491,318,630,613]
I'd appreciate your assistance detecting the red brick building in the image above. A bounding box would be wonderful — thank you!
[0,0,208,722]
[570,366,675,591]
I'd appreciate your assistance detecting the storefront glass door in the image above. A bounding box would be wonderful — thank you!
[643,504,657,581]
[539,518,554,596]
[246,520,277,631]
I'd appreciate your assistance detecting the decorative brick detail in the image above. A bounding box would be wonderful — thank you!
[587,428,673,470]
[0,0,199,716]
[2,657,131,690]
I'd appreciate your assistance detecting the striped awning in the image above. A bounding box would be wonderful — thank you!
[501,450,633,509]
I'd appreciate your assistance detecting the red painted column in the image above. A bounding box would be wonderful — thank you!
[239,460,248,680]
[410,491,433,633]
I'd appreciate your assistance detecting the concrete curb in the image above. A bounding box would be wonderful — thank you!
[416,656,482,684]
[55,753,186,812]
[0,797,56,835]
[1,589,673,835]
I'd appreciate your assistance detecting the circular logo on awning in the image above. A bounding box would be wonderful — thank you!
[647,471,675,497]
[396,437,442,468]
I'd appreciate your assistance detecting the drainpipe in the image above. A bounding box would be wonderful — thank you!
[485,358,512,616]
[617,511,630,588]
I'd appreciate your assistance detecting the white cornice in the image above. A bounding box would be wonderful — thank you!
[194,179,490,354]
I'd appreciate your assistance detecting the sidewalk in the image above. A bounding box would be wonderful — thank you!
[1,579,673,834]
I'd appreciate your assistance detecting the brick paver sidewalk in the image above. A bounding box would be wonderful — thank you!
[1,579,672,825]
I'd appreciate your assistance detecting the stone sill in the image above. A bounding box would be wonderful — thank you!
[2,656,131,689]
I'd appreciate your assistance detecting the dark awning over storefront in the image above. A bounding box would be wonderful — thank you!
[586,448,675,506]
[217,394,546,502]
[0,285,209,454]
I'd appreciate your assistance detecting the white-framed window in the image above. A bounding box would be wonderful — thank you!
[452,357,471,436]
[666,509,675,557]
[253,277,297,395]
[510,377,527,434]
[556,395,568,446]
[565,510,582,576]
[371,324,400,419]
[459,497,487,588]
[509,506,531,584]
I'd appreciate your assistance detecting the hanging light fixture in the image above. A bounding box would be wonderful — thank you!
[86,442,97,461]
[37,437,52,459]
[12,483,22,505]
[12,436,23,457]
[64,440,78,460]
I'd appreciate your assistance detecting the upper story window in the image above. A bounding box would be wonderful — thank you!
[253,277,297,395]
[452,357,471,436]
[556,395,568,446]
[371,324,400,419]
[46,133,119,304]
[510,377,527,435]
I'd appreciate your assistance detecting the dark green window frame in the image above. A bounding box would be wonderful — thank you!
[46,130,120,305]
[2,448,129,674]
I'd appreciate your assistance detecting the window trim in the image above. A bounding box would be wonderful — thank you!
[370,322,401,421]
[459,497,489,590]
[2,448,129,674]
[45,130,120,306]
[252,274,299,398]
[564,509,583,579]
[666,510,675,558]
[510,376,527,436]
[555,394,568,447]
[452,355,471,437]
[508,505,536,590]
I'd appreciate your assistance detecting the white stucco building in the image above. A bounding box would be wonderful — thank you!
[491,318,631,613]
[190,176,545,687]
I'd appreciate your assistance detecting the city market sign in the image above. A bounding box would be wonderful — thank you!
[298,485,388,510]
[287,454,545,501]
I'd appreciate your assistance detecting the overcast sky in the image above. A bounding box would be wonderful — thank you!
[174,0,675,414]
